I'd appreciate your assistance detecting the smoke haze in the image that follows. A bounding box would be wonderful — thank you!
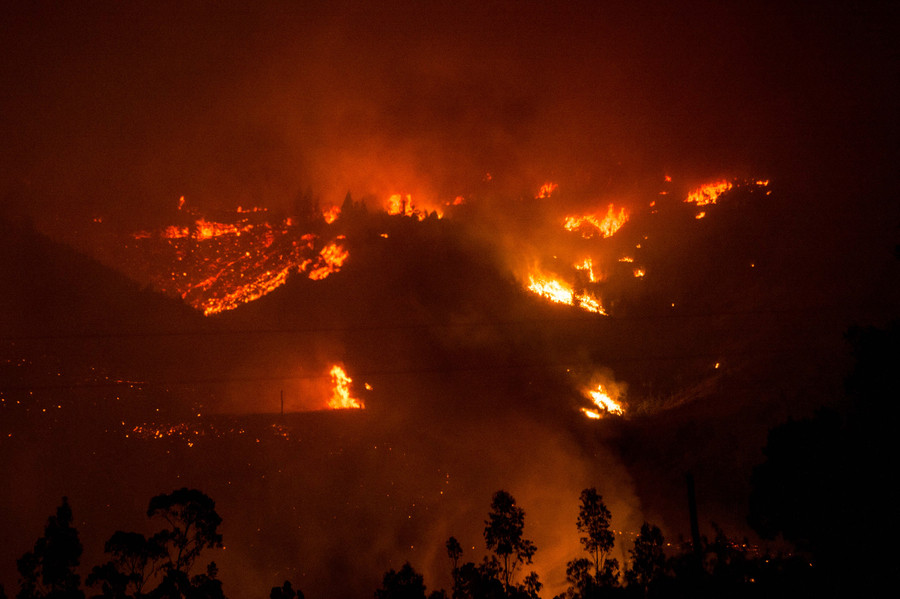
[2,2,898,598]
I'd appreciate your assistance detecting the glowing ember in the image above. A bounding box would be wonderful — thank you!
[162,225,189,239]
[526,274,606,315]
[328,365,363,410]
[201,267,293,316]
[128,206,353,316]
[193,218,250,241]
[537,182,559,198]
[685,180,733,206]
[563,204,629,238]
[580,383,624,418]
[633,268,645,278]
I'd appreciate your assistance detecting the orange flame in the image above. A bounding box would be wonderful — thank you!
[580,383,624,419]
[564,204,629,238]
[201,267,293,316]
[575,258,599,283]
[328,365,363,410]
[386,194,443,220]
[537,182,559,198]
[685,180,733,206]
[322,205,341,224]
[193,218,250,241]
[308,237,349,281]
[162,225,189,239]
[527,273,606,315]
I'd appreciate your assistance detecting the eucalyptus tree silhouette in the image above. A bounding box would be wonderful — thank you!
[16,497,84,599]
[483,491,537,596]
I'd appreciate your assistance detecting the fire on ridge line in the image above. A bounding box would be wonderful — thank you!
[123,178,767,317]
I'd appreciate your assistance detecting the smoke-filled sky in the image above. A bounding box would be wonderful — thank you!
[1,2,898,598]
[3,1,895,226]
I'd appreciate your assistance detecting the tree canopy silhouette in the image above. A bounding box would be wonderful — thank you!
[146,488,223,576]
[483,491,537,595]
[575,489,614,578]
[624,523,666,594]
[86,489,224,599]
[747,321,899,597]
[16,497,84,599]
[374,563,426,599]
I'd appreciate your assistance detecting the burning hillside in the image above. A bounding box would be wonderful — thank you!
[116,179,769,323]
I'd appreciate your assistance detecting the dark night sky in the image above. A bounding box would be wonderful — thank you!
[1,2,898,598]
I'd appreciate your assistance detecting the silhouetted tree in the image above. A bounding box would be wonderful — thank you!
[184,562,224,599]
[87,531,165,598]
[520,572,541,599]
[483,491,536,596]
[16,497,84,599]
[147,488,223,576]
[452,559,504,599]
[446,538,462,572]
[624,523,666,595]
[269,581,302,599]
[576,489,614,578]
[749,321,897,598]
[374,563,426,599]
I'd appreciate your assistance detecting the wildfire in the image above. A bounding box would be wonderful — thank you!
[328,365,363,410]
[193,219,250,241]
[526,273,606,315]
[386,194,442,220]
[128,205,354,316]
[685,180,733,206]
[563,204,629,239]
[322,205,341,224]
[308,237,349,281]
[200,266,294,316]
[575,258,598,283]
[537,182,559,198]
[579,383,624,419]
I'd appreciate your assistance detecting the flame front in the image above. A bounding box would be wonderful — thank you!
[386,194,443,220]
[527,273,606,315]
[685,180,733,206]
[564,204,629,239]
[328,365,363,410]
[580,383,624,418]
[308,237,349,281]
[128,206,351,316]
